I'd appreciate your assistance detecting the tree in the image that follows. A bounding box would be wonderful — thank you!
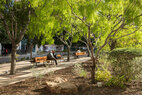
[26,0,65,60]
[34,0,77,61]
[108,28,142,50]
[56,30,73,61]
[65,0,142,83]
[24,33,46,59]
[55,16,77,61]
[0,0,31,74]
[0,21,10,44]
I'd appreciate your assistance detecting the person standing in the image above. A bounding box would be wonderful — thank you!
[5,49,8,56]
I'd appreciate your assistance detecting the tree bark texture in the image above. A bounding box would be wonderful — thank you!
[88,25,97,83]
[30,44,33,60]
[30,45,33,60]
[109,39,117,50]
[67,46,70,62]
[10,43,17,75]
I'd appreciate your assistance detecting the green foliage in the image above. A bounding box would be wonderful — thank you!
[116,30,142,49]
[106,75,126,88]
[96,53,112,82]
[96,68,111,82]
[109,48,142,60]
[20,57,26,61]
[80,70,87,77]
[0,26,10,44]
[73,64,87,77]
[130,57,142,81]
[109,48,142,81]
[31,65,49,84]
[27,0,55,45]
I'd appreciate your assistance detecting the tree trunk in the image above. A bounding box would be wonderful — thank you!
[86,43,91,57]
[88,25,96,84]
[30,44,33,60]
[67,46,70,62]
[109,38,117,50]
[10,43,17,75]
[90,45,96,84]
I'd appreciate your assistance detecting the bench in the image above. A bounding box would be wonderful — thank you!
[30,56,48,66]
[30,55,63,66]
[74,52,87,58]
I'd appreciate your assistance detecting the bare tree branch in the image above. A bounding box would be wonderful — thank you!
[56,36,68,46]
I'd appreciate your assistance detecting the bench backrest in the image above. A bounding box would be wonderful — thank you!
[34,55,62,63]
[34,56,47,62]
[75,52,86,56]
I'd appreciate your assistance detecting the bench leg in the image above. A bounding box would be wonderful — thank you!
[33,62,37,67]
[43,62,46,67]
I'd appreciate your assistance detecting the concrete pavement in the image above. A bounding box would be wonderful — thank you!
[0,53,48,63]
[0,51,75,63]
[0,57,90,87]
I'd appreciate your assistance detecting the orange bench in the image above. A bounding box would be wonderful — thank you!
[30,55,63,66]
[74,52,86,58]
[30,56,48,66]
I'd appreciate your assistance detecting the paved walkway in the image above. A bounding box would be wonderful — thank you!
[0,53,48,63]
[0,57,90,87]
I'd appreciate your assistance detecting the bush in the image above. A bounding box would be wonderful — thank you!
[109,48,142,60]
[26,57,29,60]
[73,64,87,77]
[109,48,142,81]
[96,69,111,82]
[95,53,112,82]
[130,57,142,80]
[21,57,26,61]
[106,75,126,88]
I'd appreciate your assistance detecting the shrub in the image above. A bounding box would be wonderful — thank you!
[109,48,142,60]
[73,64,87,77]
[106,75,126,88]
[109,48,142,81]
[21,57,26,61]
[130,57,142,80]
[96,67,111,82]
[31,66,49,84]
[26,57,29,60]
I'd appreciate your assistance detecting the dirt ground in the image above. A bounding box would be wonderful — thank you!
[0,61,142,95]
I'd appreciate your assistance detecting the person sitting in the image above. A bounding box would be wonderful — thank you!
[56,54,62,59]
[47,50,58,65]
[77,50,81,53]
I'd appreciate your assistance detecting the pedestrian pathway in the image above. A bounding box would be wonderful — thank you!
[0,57,90,87]
[0,53,48,63]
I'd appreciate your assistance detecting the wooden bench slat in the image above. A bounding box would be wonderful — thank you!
[31,55,62,65]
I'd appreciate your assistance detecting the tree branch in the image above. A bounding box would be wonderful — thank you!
[3,18,13,41]
[65,0,89,26]
[56,36,68,46]
[115,26,142,40]
[15,21,17,40]
[96,22,125,57]
[16,7,31,44]
[11,21,15,39]
[79,39,91,56]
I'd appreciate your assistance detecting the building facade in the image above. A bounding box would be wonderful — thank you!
[44,45,64,52]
